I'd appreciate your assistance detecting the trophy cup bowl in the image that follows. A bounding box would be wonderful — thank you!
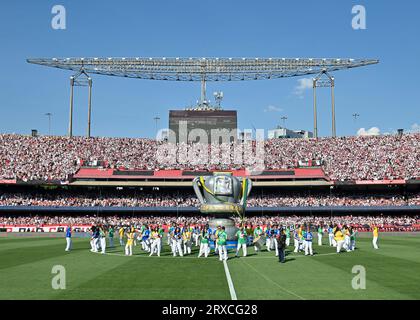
[193,172,252,241]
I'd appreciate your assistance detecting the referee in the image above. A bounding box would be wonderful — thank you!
[276,227,287,263]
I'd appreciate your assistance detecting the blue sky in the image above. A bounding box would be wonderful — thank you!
[0,0,419,138]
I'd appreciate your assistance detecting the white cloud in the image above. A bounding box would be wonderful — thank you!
[408,123,420,133]
[264,105,283,113]
[357,127,381,136]
[294,78,313,97]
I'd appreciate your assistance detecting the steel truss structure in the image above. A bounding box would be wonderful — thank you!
[27,57,378,138]
[27,57,378,81]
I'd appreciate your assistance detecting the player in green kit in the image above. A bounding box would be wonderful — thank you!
[317,225,323,246]
[158,225,165,252]
[285,226,290,247]
[350,227,357,251]
[253,225,263,252]
[235,227,248,257]
[198,226,210,258]
[108,226,114,248]
[99,226,107,254]
[217,226,228,261]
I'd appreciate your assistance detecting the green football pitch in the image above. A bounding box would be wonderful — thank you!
[0,235,419,300]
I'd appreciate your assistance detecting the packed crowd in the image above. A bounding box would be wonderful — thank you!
[0,191,199,207]
[0,133,419,182]
[1,214,419,232]
[232,215,420,232]
[246,192,420,207]
[1,191,419,207]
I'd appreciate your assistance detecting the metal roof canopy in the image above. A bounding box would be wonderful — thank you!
[26,57,379,139]
[27,57,378,81]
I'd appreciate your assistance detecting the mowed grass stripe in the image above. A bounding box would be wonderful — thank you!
[54,246,230,300]
[240,258,306,300]
[1,236,420,300]
[226,249,308,300]
[366,244,420,264]
[289,250,414,299]
[0,238,130,299]
[0,236,63,244]
[0,242,80,271]
[303,238,420,299]
[228,238,420,300]
[0,237,69,251]
[0,237,230,300]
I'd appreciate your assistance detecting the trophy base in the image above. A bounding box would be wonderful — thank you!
[208,217,238,241]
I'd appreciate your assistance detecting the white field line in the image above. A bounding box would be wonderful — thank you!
[223,259,238,300]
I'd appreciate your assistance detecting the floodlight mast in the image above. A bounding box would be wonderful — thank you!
[68,69,92,138]
[27,57,379,138]
[313,69,336,138]
[201,76,206,105]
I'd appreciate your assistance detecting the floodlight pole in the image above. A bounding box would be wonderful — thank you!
[45,113,52,136]
[87,78,93,138]
[313,70,336,138]
[201,77,207,104]
[68,69,93,138]
[281,116,288,129]
[331,77,336,138]
[313,79,318,139]
[69,76,74,137]
[153,116,160,137]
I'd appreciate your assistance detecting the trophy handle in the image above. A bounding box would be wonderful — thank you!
[192,176,206,204]
[239,178,252,206]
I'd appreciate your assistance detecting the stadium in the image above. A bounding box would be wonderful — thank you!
[1,1,420,304]
[1,122,420,301]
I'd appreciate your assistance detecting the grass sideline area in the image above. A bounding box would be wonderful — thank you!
[0,235,419,300]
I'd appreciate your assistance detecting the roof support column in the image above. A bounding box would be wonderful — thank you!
[68,69,92,138]
[313,69,336,138]
[313,78,318,139]
[68,76,74,138]
[331,77,336,138]
[87,77,93,138]
[201,77,206,104]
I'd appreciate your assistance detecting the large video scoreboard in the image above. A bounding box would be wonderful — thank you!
[169,110,238,143]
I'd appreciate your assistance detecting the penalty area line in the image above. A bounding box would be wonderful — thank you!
[223,260,238,301]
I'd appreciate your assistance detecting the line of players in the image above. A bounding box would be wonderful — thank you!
[83,224,231,261]
[65,223,379,257]
[123,224,230,261]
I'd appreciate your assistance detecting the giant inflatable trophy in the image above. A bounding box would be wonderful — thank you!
[193,172,252,240]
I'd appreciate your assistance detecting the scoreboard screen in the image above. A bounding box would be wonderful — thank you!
[169,110,237,143]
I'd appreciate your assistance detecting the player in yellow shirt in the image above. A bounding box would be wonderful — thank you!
[334,226,345,253]
[149,227,162,257]
[331,226,337,247]
[343,226,351,252]
[182,226,192,255]
[297,226,304,252]
[372,225,379,249]
[118,226,125,246]
[125,229,134,256]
